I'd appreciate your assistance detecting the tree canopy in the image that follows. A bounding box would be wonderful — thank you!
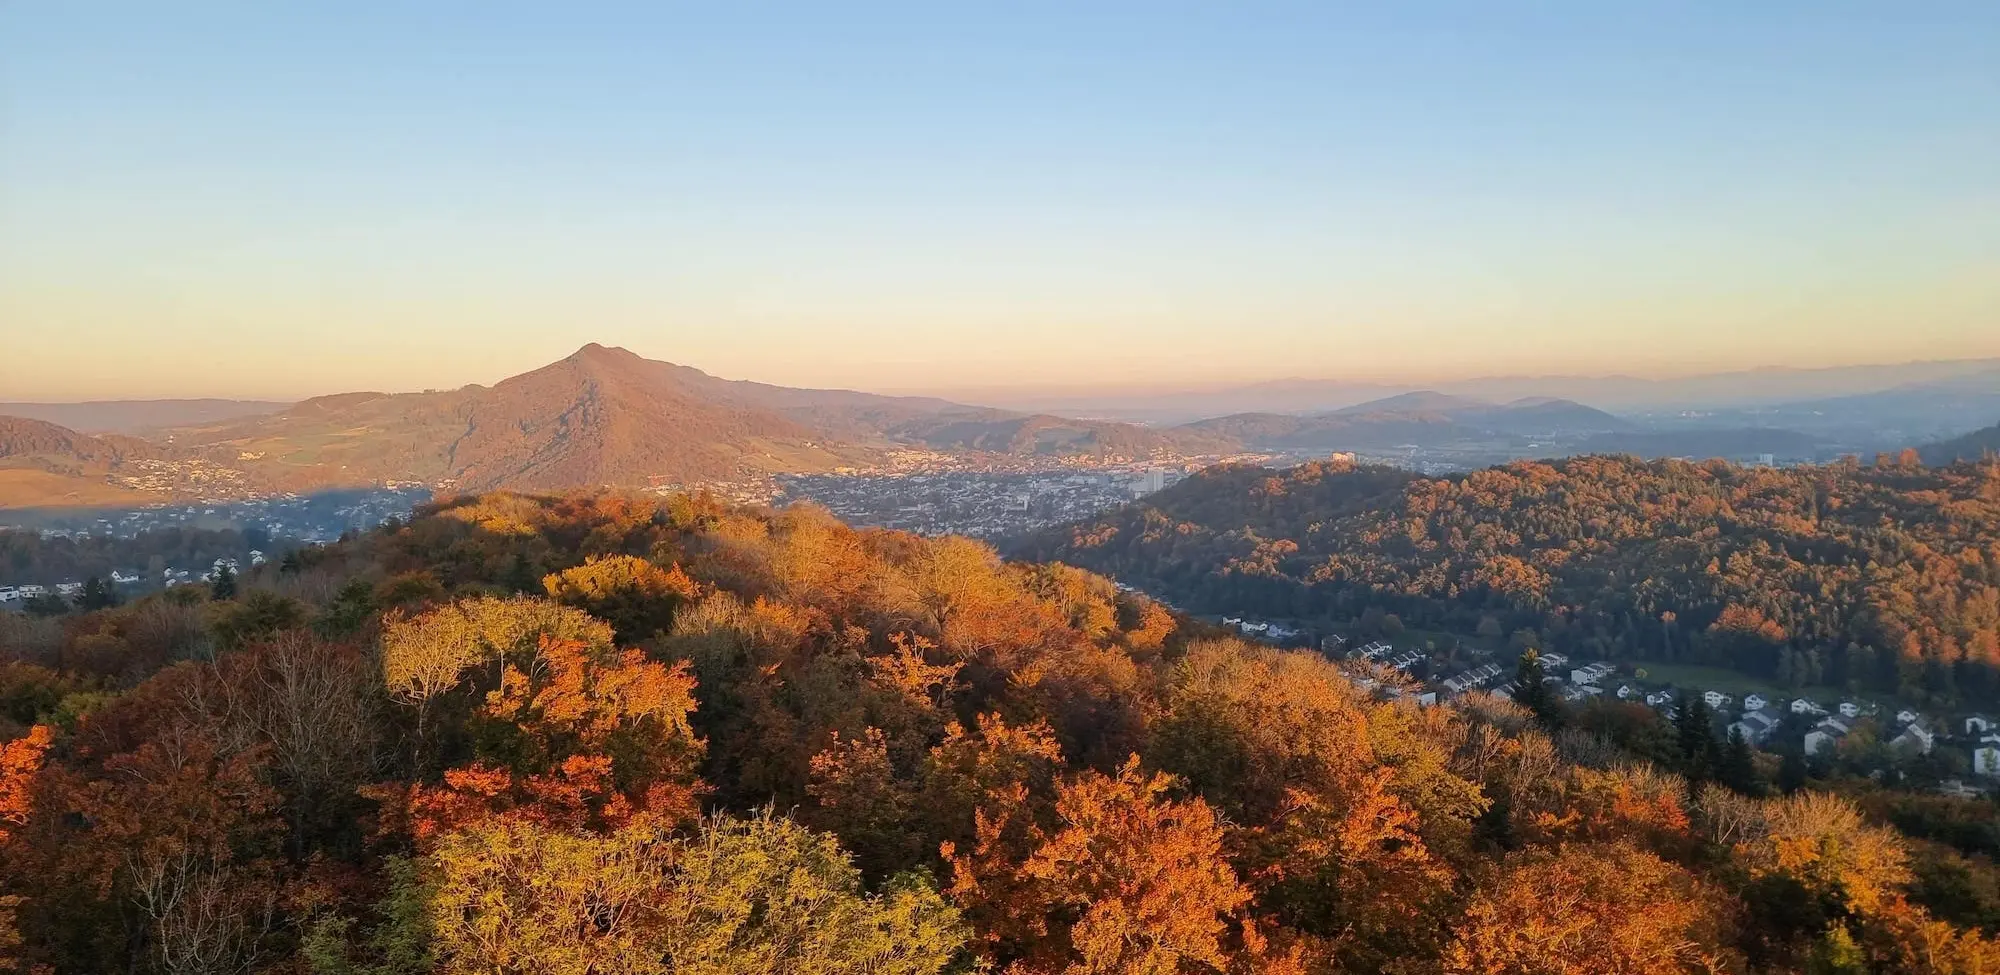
[0,488,1993,974]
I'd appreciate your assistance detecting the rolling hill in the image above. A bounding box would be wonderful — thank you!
[0,416,178,506]
[1920,420,2000,465]
[1010,453,2000,704]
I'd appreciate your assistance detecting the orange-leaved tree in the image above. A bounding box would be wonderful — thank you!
[948,754,1260,975]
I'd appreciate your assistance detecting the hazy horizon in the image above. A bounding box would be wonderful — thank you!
[5,343,1999,412]
[5,3,1998,401]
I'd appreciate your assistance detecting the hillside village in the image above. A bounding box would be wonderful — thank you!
[1210,614,2000,796]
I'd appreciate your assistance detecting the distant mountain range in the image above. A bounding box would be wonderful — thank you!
[6,346,1998,510]
[976,358,2000,422]
[0,399,291,434]
[0,345,1227,508]
[1177,393,1634,451]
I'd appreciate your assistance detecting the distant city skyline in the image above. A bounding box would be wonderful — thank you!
[3,3,1996,401]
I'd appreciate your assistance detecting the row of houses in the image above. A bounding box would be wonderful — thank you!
[5,554,263,603]
[1803,712,2000,775]
[1442,662,1505,696]
[1331,645,1995,782]
[1352,641,1397,661]
[0,581,88,603]
[1730,696,1879,749]
[1521,661,1980,772]
[1802,716,1942,758]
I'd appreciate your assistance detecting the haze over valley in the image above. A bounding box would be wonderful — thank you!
[6,346,1998,520]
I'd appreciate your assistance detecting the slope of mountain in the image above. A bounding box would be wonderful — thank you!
[1920,421,2000,464]
[643,360,1225,457]
[1329,391,1632,433]
[0,416,164,463]
[891,411,1236,457]
[1329,391,1488,416]
[0,416,175,507]
[1,345,1235,506]
[1455,397,1634,435]
[167,344,874,492]
[0,399,290,434]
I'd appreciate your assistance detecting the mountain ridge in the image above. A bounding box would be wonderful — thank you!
[0,345,1232,507]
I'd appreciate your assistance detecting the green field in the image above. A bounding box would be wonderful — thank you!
[1631,661,1861,707]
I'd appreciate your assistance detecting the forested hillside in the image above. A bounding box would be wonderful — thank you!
[1925,422,2000,466]
[1016,455,2000,707]
[0,491,1995,973]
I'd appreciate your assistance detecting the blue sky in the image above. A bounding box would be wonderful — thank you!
[2,2,1996,399]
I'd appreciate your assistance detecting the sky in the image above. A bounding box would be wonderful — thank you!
[2,2,1997,401]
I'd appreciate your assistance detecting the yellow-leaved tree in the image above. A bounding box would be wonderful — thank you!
[419,810,966,975]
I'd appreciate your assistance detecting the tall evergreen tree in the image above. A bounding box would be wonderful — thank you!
[1719,727,1761,795]
[1513,649,1561,727]
[210,564,237,601]
[1675,696,1719,781]
[1778,749,1809,795]
[78,576,116,611]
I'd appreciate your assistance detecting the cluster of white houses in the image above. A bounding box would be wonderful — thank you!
[1474,652,2000,779]
[1,554,264,608]
[1316,634,1997,784]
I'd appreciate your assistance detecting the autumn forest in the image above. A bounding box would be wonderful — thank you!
[1020,454,2000,708]
[0,487,1994,973]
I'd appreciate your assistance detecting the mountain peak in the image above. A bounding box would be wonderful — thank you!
[568,342,641,363]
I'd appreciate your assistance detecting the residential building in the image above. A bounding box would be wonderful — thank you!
[1441,663,1504,696]
[1743,693,1768,712]
[1730,709,1783,746]
[1891,723,1936,755]
[1702,690,1732,710]
[1805,718,1851,756]
[1356,641,1395,661]
[1387,650,1425,672]
[1967,716,1994,736]
[1975,736,2000,778]
[1569,662,1615,686]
